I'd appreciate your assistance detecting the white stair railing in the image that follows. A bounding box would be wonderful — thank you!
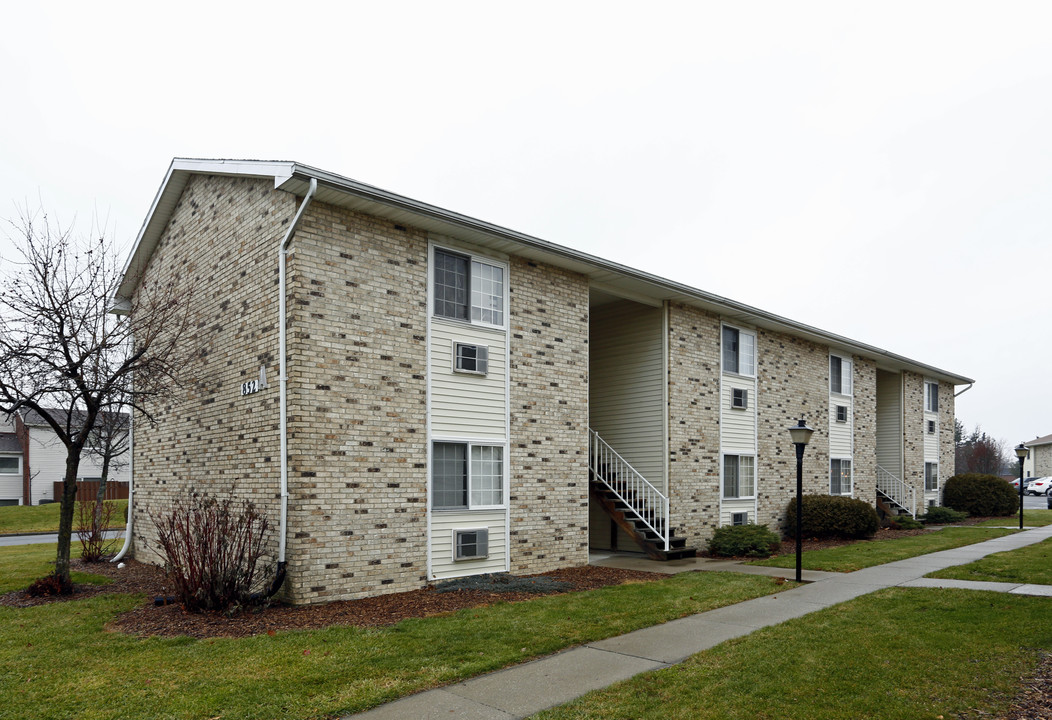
[589,429,670,551]
[876,465,916,518]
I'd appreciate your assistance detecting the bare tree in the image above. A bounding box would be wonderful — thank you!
[956,423,1010,476]
[0,208,194,590]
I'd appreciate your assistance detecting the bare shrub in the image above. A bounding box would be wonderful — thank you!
[150,494,272,613]
[76,500,120,562]
[26,574,72,597]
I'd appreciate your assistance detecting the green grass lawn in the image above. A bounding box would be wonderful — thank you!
[973,508,1052,527]
[927,537,1052,585]
[0,547,793,720]
[748,527,1017,572]
[0,543,113,593]
[534,587,1052,720]
[0,500,128,535]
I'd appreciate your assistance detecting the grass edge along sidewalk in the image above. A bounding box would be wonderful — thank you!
[533,587,1052,720]
[0,552,792,720]
[927,536,1052,585]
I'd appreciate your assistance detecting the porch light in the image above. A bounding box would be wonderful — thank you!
[1015,443,1029,530]
[788,419,814,583]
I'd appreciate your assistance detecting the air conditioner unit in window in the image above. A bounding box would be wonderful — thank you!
[732,388,748,409]
[732,512,749,526]
[453,528,489,561]
[454,342,489,375]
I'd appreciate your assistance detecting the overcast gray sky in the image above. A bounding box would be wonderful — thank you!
[2,1,1049,450]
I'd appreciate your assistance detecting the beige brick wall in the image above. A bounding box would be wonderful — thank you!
[853,357,878,506]
[507,258,591,573]
[282,201,430,604]
[939,380,956,487]
[131,174,297,567]
[1034,444,1052,477]
[902,371,926,499]
[755,328,831,532]
[666,303,722,546]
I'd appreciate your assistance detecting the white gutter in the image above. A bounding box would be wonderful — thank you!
[954,382,974,398]
[277,178,317,566]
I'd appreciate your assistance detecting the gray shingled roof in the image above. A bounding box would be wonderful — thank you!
[1026,433,1052,447]
[0,433,21,453]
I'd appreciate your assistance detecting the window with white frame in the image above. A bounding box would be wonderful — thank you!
[453,342,488,375]
[925,382,939,412]
[830,458,852,495]
[925,462,938,491]
[722,326,756,376]
[723,454,755,498]
[830,355,852,395]
[433,248,504,326]
[0,456,20,474]
[432,442,504,510]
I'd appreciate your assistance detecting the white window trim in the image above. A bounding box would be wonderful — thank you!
[830,353,853,397]
[830,457,853,496]
[0,455,21,474]
[924,380,939,413]
[721,324,756,378]
[925,461,939,492]
[431,244,508,331]
[722,453,756,499]
[431,439,507,512]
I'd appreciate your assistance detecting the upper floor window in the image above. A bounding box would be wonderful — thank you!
[722,326,755,376]
[433,249,505,326]
[830,355,852,395]
[925,382,939,413]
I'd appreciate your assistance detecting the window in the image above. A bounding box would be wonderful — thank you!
[432,442,504,509]
[927,420,936,434]
[454,342,488,375]
[433,249,504,326]
[722,326,756,376]
[830,458,852,495]
[925,382,939,412]
[0,456,20,474]
[732,388,748,409]
[925,462,938,491]
[830,355,852,395]
[732,512,749,526]
[723,455,755,498]
[836,405,848,423]
[453,528,489,560]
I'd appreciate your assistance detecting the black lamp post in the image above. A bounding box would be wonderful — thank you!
[788,418,814,582]
[1014,443,1029,530]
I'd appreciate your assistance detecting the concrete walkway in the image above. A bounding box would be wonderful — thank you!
[348,523,1052,720]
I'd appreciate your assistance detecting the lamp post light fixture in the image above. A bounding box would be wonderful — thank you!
[1014,443,1029,530]
[788,418,814,583]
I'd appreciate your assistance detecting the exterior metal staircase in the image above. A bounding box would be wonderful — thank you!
[588,429,696,561]
[876,465,916,518]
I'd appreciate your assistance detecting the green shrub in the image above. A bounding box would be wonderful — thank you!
[920,506,968,525]
[708,524,782,558]
[942,474,1018,517]
[784,494,879,539]
[889,515,924,530]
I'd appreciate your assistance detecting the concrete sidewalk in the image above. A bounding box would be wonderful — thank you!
[348,524,1052,720]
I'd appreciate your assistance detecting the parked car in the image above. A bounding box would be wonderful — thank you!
[1010,477,1031,490]
[1026,477,1052,495]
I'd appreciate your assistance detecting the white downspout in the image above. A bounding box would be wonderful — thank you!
[277,178,317,570]
[111,399,133,562]
[954,382,974,398]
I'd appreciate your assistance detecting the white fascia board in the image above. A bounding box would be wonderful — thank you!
[114,159,296,304]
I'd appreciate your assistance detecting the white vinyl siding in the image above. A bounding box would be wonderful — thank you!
[875,370,903,478]
[24,427,127,505]
[721,377,757,454]
[828,397,852,458]
[430,321,507,439]
[589,300,666,491]
[429,509,507,580]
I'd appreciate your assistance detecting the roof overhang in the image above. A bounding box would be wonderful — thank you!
[116,158,975,386]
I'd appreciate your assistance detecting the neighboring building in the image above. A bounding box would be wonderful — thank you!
[1024,434,1052,478]
[0,410,130,506]
[114,158,972,605]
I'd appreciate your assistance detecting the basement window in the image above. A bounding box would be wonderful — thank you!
[732,388,748,409]
[453,528,489,561]
[453,342,489,375]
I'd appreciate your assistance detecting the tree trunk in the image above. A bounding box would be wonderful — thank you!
[54,450,83,587]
